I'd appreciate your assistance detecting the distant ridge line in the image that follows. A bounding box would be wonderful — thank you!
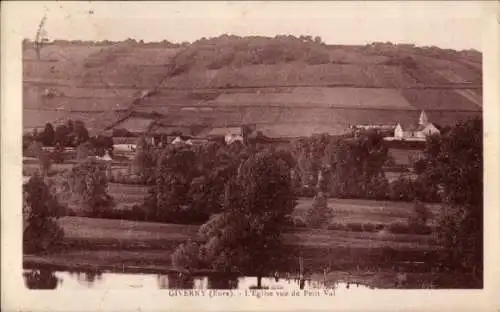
[23,80,481,91]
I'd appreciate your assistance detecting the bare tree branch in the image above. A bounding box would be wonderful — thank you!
[34,13,48,60]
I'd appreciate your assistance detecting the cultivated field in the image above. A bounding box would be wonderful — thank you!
[23,39,482,135]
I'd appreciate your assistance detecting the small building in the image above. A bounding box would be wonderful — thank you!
[113,137,138,150]
[113,144,136,152]
[189,138,210,146]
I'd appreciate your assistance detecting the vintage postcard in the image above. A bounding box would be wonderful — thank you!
[1,1,499,311]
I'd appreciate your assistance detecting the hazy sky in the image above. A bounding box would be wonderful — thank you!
[11,1,489,51]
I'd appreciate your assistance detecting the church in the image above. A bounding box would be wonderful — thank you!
[393,111,441,141]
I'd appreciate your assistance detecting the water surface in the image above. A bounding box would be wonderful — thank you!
[23,269,373,293]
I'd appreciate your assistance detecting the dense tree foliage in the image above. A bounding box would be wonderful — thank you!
[420,118,483,284]
[139,140,251,223]
[131,136,157,183]
[172,150,296,284]
[328,131,389,199]
[289,131,390,199]
[150,146,200,222]
[69,159,114,217]
[51,120,90,147]
[23,174,65,253]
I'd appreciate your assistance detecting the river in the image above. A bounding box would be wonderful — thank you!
[23,269,374,292]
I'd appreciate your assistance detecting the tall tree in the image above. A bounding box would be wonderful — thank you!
[132,136,156,182]
[195,150,296,285]
[422,118,483,285]
[148,146,199,221]
[72,120,90,146]
[40,123,55,146]
[327,131,389,199]
[54,124,70,147]
[69,159,114,217]
[23,174,65,253]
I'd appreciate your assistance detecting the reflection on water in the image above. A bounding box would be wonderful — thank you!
[24,270,61,289]
[23,269,373,292]
[69,270,103,287]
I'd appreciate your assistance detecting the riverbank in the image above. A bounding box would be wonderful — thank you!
[25,216,484,288]
[24,216,441,283]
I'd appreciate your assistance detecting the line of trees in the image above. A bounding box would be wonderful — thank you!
[36,120,90,148]
[24,120,114,168]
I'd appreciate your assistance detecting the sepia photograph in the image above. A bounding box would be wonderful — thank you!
[2,1,499,311]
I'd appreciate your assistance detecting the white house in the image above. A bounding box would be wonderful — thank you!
[113,144,136,152]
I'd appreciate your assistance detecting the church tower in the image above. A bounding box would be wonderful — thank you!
[418,110,429,126]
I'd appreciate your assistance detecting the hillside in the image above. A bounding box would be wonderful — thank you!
[23,35,482,138]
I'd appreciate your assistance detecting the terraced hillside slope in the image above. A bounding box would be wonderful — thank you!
[23,36,482,138]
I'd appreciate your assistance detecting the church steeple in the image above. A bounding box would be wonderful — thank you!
[418,110,429,126]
